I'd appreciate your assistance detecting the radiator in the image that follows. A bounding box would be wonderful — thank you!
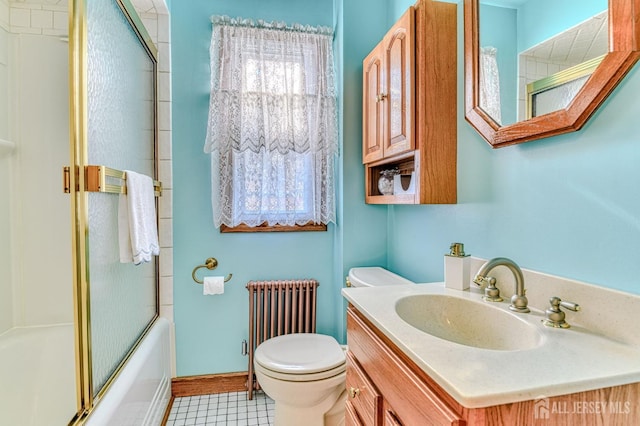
[246,279,319,399]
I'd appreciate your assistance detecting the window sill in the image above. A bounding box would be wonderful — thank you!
[220,222,327,233]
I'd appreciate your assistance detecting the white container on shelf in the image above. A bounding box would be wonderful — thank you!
[393,172,415,195]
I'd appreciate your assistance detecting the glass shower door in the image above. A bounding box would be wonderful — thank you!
[68,0,158,419]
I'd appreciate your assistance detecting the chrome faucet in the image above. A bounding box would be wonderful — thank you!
[473,257,530,313]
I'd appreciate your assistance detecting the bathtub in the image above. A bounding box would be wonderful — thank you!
[87,317,172,426]
[0,317,171,426]
[0,323,77,426]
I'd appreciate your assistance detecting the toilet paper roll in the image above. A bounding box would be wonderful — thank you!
[203,276,225,295]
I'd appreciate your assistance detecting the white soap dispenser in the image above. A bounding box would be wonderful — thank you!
[444,242,470,290]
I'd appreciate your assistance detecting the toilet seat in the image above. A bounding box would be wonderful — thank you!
[255,361,346,382]
[254,334,346,382]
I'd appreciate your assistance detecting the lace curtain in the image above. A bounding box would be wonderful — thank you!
[204,16,338,228]
[480,46,502,124]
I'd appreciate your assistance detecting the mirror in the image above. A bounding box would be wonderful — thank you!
[464,0,640,148]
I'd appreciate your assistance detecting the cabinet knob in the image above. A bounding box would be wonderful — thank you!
[348,387,361,398]
[376,93,387,102]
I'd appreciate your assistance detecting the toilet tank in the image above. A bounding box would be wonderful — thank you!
[347,267,414,288]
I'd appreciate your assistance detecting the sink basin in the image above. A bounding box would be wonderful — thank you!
[395,294,542,351]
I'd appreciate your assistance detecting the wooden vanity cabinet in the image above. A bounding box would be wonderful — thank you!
[346,351,382,425]
[362,0,457,204]
[345,400,364,426]
[346,305,640,426]
[346,307,464,425]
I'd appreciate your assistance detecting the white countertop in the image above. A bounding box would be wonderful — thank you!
[342,282,640,408]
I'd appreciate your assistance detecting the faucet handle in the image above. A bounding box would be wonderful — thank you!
[476,276,504,302]
[543,296,581,328]
[558,298,580,312]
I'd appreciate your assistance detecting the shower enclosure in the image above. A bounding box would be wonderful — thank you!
[0,0,165,424]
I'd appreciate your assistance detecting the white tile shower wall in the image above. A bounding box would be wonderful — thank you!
[0,147,12,336]
[130,2,174,345]
[9,0,175,327]
[134,0,157,15]
[152,3,174,377]
[517,56,576,121]
[1,1,16,335]
[156,24,173,328]
[0,23,9,139]
[0,21,10,335]
[8,0,67,37]
[13,32,73,326]
[4,0,174,356]
[0,156,12,335]
[0,0,9,32]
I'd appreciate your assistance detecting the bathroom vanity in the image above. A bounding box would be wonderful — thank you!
[342,280,640,425]
[346,306,463,424]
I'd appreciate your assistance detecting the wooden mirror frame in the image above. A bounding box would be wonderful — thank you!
[464,0,640,148]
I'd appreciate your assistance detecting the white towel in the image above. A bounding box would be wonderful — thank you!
[203,276,225,295]
[118,195,134,262]
[118,170,160,265]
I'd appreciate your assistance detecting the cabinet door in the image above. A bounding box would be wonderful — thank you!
[346,351,382,425]
[346,401,365,426]
[348,308,464,425]
[383,7,414,158]
[363,45,385,164]
[383,409,403,426]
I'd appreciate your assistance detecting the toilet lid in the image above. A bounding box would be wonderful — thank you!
[254,333,345,375]
[348,267,415,287]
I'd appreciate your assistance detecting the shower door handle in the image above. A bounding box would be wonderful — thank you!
[63,166,71,193]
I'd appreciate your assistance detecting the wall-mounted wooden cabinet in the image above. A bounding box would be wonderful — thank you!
[362,7,415,164]
[362,0,457,205]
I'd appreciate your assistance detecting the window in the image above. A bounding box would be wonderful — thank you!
[204,16,338,231]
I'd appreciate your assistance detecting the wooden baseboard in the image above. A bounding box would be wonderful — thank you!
[172,372,249,397]
[161,396,174,426]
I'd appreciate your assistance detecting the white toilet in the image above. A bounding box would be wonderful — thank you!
[253,267,414,426]
[346,266,415,288]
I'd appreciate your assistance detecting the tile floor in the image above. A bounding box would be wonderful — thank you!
[165,391,275,426]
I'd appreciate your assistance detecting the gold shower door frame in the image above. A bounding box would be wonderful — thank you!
[68,0,159,423]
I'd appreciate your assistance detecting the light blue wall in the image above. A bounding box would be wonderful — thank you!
[171,0,392,377]
[337,0,390,342]
[171,0,339,377]
[387,1,640,296]
[171,0,640,378]
[339,0,389,267]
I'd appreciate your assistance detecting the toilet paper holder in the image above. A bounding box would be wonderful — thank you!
[192,257,233,284]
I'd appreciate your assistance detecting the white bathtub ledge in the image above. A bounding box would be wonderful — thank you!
[86,317,172,426]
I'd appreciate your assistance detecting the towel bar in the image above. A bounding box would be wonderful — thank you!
[63,165,162,196]
[192,257,233,284]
